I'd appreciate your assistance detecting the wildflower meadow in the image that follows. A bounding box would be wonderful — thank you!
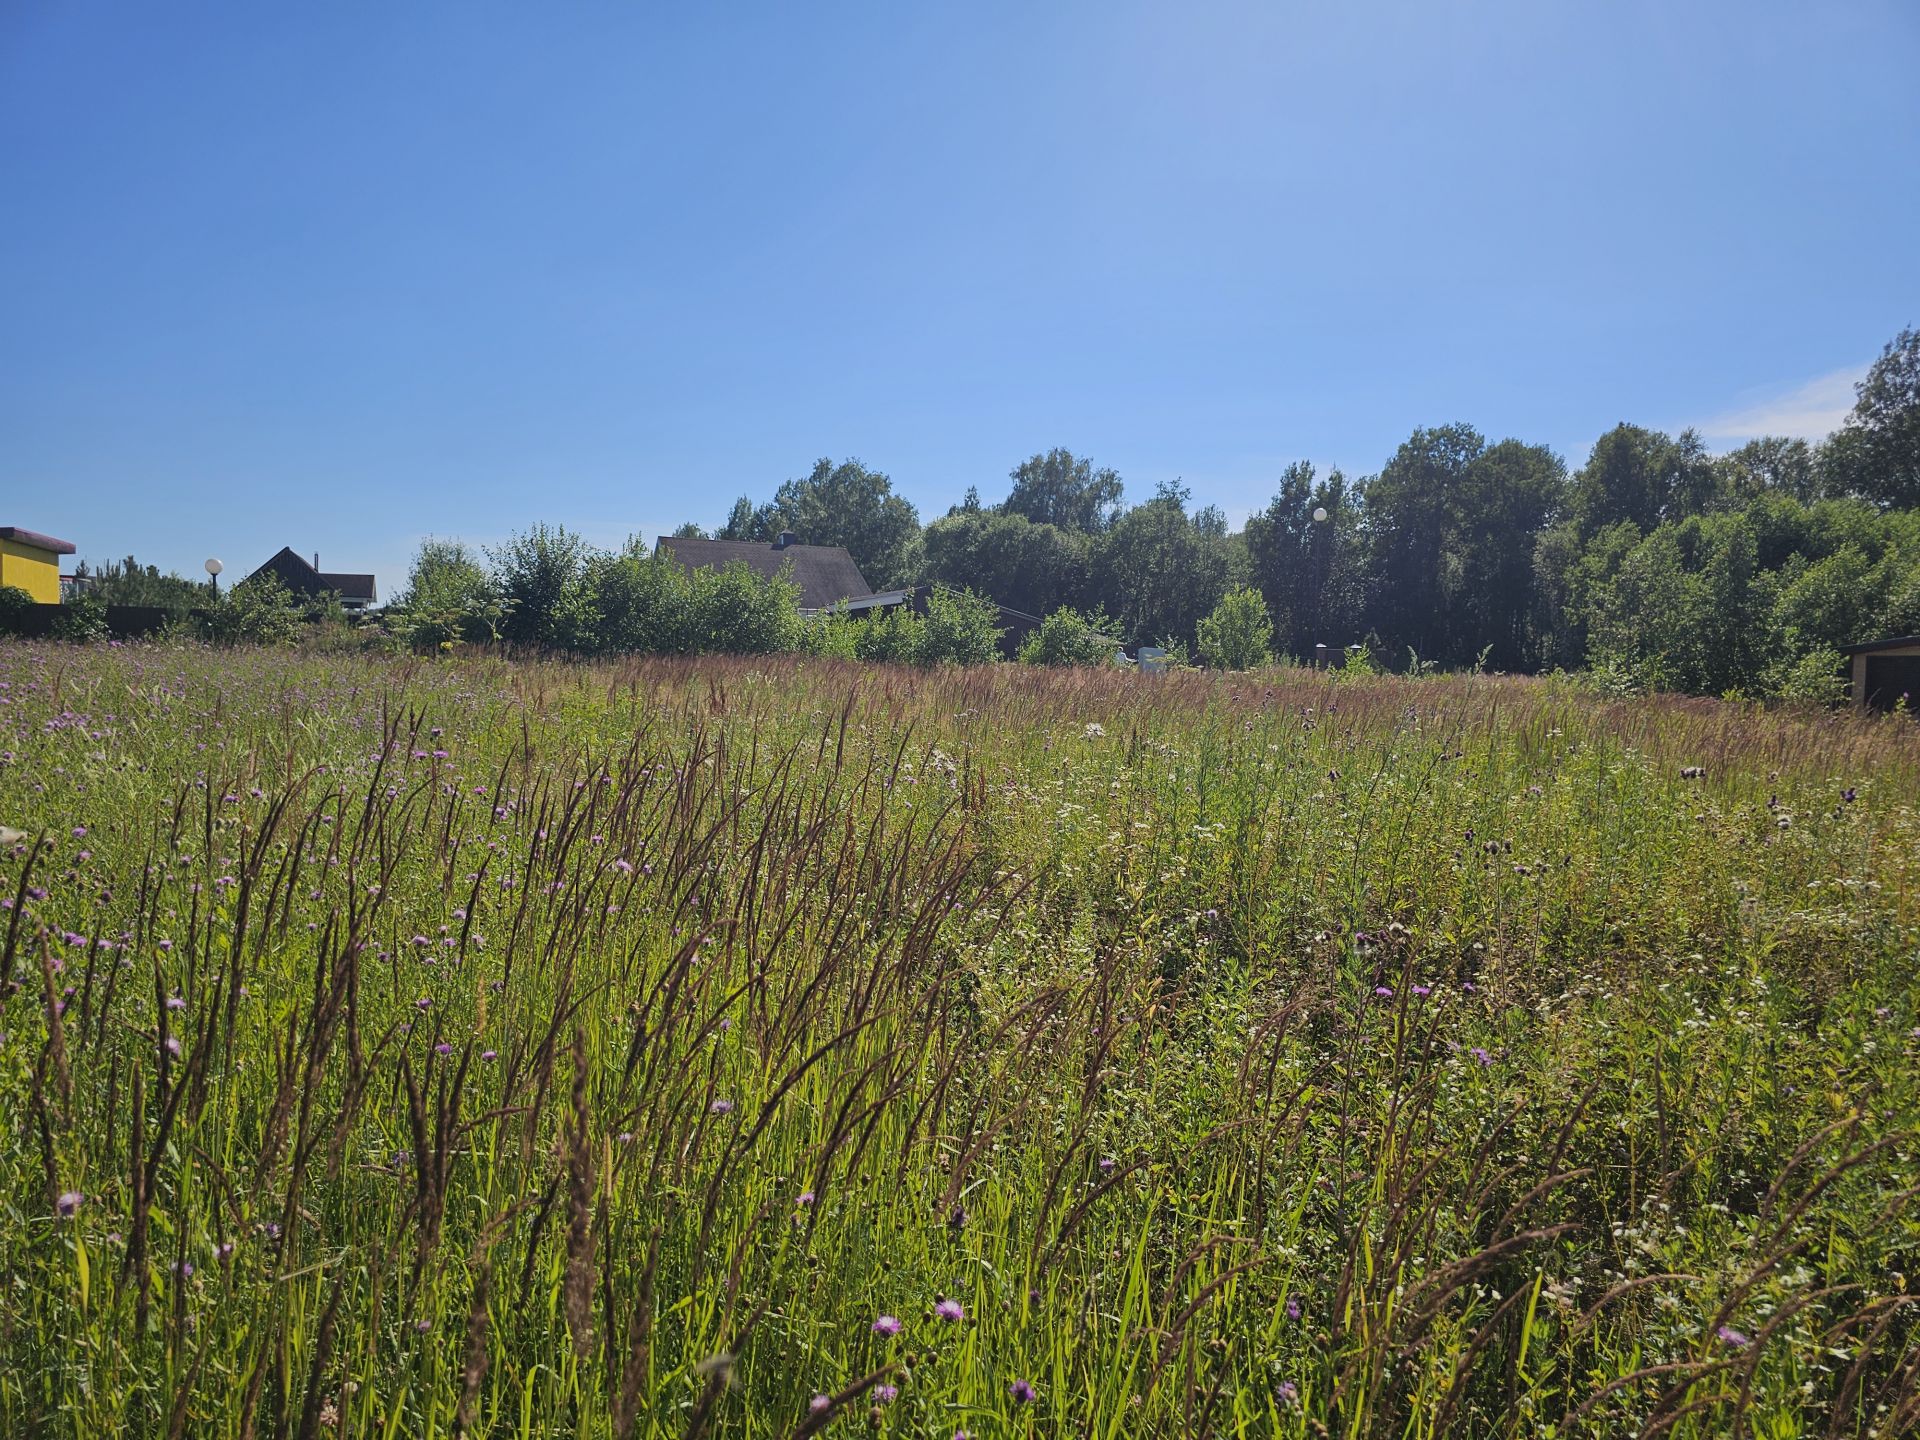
[1,644,1917,1437]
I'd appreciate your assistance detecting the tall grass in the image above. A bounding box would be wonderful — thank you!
[1,644,1916,1437]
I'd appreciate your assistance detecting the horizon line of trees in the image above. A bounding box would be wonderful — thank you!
[46,325,1920,697]
[679,325,1920,696]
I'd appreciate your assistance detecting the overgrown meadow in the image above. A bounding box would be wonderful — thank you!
[2,644,1917,1438]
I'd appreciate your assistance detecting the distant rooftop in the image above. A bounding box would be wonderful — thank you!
[248,546,378,604]
[655,534,872,610]
[0,526,77,555]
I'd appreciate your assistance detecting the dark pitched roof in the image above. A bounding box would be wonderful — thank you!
[248,546,377,602]
[0,526,76,555]
[1841,635,1920,656]
[655,537,872,609]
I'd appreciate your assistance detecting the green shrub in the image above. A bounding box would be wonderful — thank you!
[1765,643,1849,705]
[0,585,36,636]
[916,586,1002,665]
[852,606,927,664]
[1018,605,1120,666]
[198,573,303,646]
[1196,585,1273,670]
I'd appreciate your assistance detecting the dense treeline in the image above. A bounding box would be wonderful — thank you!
[692,326,1920,695]
[39,327,1920,695]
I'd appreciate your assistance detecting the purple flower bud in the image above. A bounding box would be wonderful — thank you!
[1009,1378,1036,1405]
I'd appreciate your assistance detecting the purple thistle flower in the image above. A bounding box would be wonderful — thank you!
[1285,1296,1301,1320]
[434,1042,453,1056]
[934,1298,965,1322]
[709,1098,734,1115]
[166,994,187,1010]
[1412,984,1431,997]
[1276,1379,1298,1404]
[164,1036,182,1057]
[72,826,87,838]
[872,1314,902,1336]
[1009,1378,1036,1405]
[414,996,431,1011]
[1470,1047,1492,1067]
[808,1395,831,1413]
[1374,985,1394,999]
[1098,1155,1116,1174]
[55,1190,83,1218]
[796,1190,815,1207]
[1717,1325,1751,1347]
[874,1384,898,1403]
[480,1049,498,1061]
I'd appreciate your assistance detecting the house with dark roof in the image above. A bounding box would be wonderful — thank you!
[247,547,378,611]
[1842,635,1920,711]
[654,532,873,610]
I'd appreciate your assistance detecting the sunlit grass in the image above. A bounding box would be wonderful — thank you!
[1,645,1916,1437]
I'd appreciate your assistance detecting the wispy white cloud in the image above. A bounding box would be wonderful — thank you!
[1694,363,1867,444]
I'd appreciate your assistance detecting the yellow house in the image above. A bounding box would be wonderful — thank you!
[0,526,76,604]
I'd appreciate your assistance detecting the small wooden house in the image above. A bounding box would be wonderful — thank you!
[1842,635,1920,712]
[247,547,378,611]
[0,526,76,604]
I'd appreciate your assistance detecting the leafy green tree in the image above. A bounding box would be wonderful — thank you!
[1094,481,1240,647]
[1568,424,1716,538]
[1771,544,1879,655]
[391,538,506,652]
[579,544,684,655]
[490,523,594,649]
[1583,528,1699,691]
[726,458,922,586]
[199,572,303,646]
[1362,424,1484,663]
[916,587,1003,665]
[919,509,1088,616]
[1003,449,1124,532]
[682,561,803,655]
[1244,464,1367,659]
[850,606,927,665]
[1823,326,1920,509]
[1196,586,1274,670]
[1717,437,1821,505]
[1450,440,1568,669]
[1017,605,1120,666]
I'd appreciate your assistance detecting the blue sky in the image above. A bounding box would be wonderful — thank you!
[3,1,1916,599]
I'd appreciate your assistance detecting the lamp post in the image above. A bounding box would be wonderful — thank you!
[205,557,223,595]
[1310,506,1330,662]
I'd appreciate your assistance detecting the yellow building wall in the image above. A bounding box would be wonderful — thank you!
[0,538,63,604]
